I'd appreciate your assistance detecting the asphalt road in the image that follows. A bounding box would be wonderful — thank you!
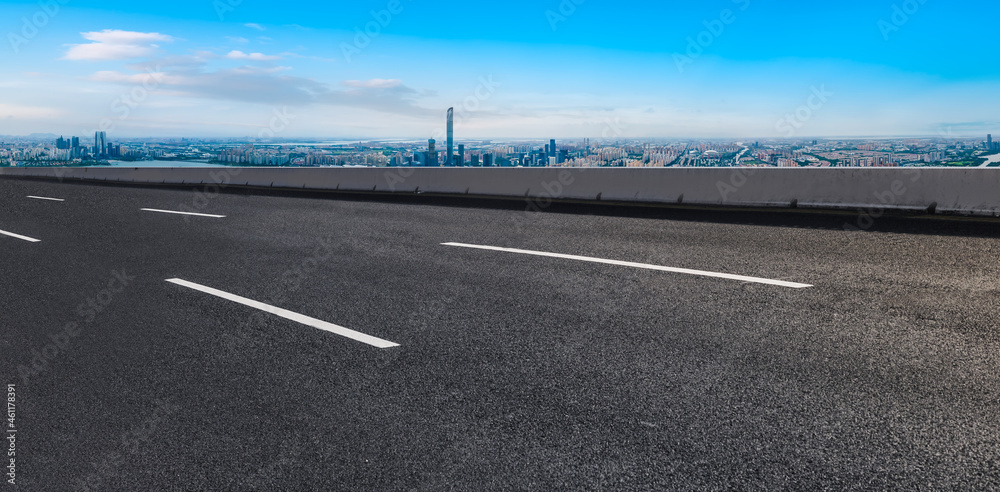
[3,177,1000,491]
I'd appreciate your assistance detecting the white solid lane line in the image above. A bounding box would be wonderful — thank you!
[26,196,65,201]
[0,229,40,243]
[166,278,400,348]
[442,242,813,289]
[141,208,226,218]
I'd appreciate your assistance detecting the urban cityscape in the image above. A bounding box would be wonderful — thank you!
[1,109,998,170]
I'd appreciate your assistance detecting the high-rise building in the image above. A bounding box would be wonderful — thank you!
[427,139,437,166]
[458,144,465,167]
[989,134,993,150]
[95,131,107,157]
[550,139,557,163]
[56,136,68,150]
[71,137,80,149]
[446,108,454,166]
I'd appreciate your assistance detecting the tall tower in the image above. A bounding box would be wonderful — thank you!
[428,139,437,166]
[458,144,465,167]
[989,134,993,150]
[446,107,454,166]
[95,131,107,157]
[550,139,557,163]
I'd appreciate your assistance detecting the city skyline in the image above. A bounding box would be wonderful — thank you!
[5,130,997,169]
[2,0,999,138]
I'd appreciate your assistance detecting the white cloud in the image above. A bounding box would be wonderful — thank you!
[63,30,174,61]
[65,44,154,60]
[342,79,402,89]
[80,30,172,44]
[244,23,266,31]
[226,36,250,44]
[225,50,280,61]
[228,65,292,74]
[0,103,65,119]
[89,70,181,85]
[82,63,432,118]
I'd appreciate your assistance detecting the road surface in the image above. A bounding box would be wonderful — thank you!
[3,177,1000,490]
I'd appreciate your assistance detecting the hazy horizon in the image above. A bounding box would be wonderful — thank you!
[2,133,993,142]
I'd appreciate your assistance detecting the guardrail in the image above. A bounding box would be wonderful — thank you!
[2,166,999,216]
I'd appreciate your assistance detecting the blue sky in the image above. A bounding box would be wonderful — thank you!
[1,0,998,138]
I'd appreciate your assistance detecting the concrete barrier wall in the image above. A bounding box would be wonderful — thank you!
[2,166,999,216]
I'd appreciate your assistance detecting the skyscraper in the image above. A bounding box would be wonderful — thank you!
[95,131,107,157]
[989,134,993,150]
[550,139,557,163]
[458,144,465,167]
[446,108,454,166]
[427,139,437,166]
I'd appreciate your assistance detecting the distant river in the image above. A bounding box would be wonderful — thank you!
[108,160,227,168]
[979,154,1000,167]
